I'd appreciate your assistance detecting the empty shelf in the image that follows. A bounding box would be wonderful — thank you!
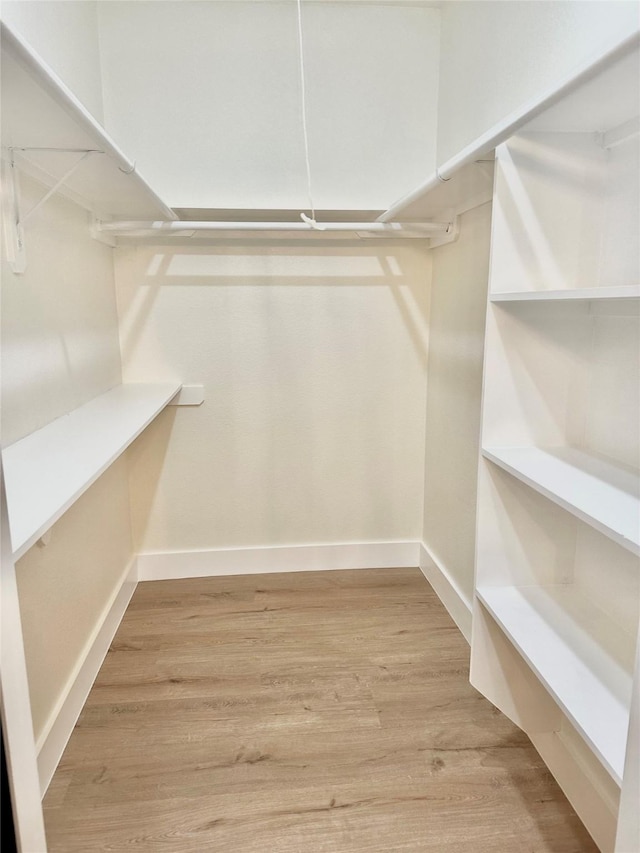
[490,286,640,302]
[1,23,174,219]
[2,383,180,560]
[476,584,633,784]
[482,446,640,555]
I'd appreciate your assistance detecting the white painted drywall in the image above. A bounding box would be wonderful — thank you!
[1,177,132,743]
[422,202,491,603]
[1,181,122,446]
[14,461,133,745]
[97,0,440,210]
[114,242,431,552]
[437,0,640,163]
[1,0,104,121]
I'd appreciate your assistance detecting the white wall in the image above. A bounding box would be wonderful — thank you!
[437,0,640,163]
[1,0,104,122]
[97,0,440,210]
[114,241,431,552]
[422,202,491,603]
[1,178,132,743]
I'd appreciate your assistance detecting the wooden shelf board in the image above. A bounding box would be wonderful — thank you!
[2,383,180,560]
[477,584,632,784]
[482,446,640,555]
[490,286,640,303]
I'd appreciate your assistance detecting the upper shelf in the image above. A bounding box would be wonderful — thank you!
[523,48,639,134]
[483,446,640,556]
[0,22,175,220]
[2,383,180,561]
[378,30,639,223]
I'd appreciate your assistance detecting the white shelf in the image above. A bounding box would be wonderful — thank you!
[491,285,640,303]
[476,585,633,784]
[482,446,640,555]
[2,383,180,560]
[523,48,639,134]
[0,23,174,220]
[378,32,639,224]
[385,159,495,223]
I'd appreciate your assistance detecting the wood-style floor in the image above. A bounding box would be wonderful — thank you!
[43,568,597,852]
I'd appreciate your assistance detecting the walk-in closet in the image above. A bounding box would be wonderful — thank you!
[1,2,639,851]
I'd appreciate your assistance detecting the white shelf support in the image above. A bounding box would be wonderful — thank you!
[2,152,26,274]
[5,147,101,273]
[429,215,460,248]
[17,149,94,225]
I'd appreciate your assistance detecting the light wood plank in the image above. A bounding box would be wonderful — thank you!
[43,569,597,852]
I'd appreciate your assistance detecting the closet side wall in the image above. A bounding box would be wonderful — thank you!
[1,178,132,745]
[114,243,431,555]
[0,0,104,121]
[437,0,639,164]
[422,203,491,612]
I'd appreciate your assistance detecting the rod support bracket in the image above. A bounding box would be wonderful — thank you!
[429,216,460,248]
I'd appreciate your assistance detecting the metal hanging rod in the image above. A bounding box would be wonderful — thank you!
[98,220,452,238]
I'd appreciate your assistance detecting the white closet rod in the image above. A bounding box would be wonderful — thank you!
[98,220,450,237]
[379,29,640,222]
[1,23,177,221]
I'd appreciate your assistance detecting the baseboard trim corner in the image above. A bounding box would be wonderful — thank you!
[137,541,421,581]
[418,543,472,642]
[36,558,138,796]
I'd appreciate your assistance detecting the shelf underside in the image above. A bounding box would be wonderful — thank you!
[490,285,640,303]
[1,48,167,219]
[477,584,633,784]
[2,383,180,560]
[483,446,640,555]
[524,48,639,134]
[392,160,495,222]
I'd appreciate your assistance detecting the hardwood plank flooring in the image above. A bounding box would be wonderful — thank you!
[43,568,598,851]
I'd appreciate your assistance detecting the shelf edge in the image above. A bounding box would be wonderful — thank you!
[6,382,181,561]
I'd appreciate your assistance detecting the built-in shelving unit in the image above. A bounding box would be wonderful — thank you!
[2,383,180,561]
[472,33,640,853]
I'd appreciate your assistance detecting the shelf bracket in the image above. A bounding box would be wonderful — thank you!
[429,215,460,248]
[4,148,99,274]
[2,151,26,274]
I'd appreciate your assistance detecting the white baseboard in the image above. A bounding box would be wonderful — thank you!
[418,543,473,642]
[37,559,138,796]
[137,541,421,581]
